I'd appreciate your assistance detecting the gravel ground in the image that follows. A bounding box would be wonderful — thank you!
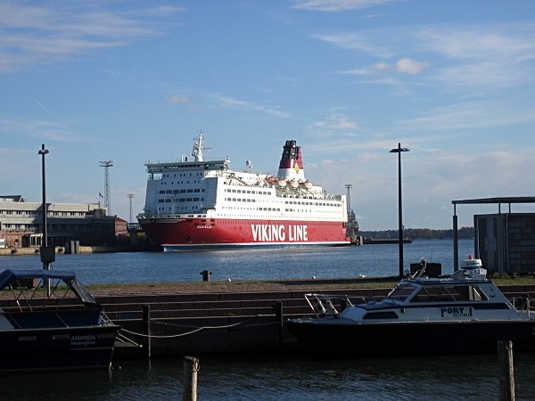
[85,277,398,297]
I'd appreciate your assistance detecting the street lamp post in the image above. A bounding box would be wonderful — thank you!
[390,143,410,277]
[38,144,49,265]
[39,144,55,296]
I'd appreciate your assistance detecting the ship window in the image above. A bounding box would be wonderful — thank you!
[411,285,488,302]
[187,189,193,193]
[186,198,192,202]
[159,190,165,194]
[179,199,185,202]
[180,190,186,193]
[363,312,398,320]
[165,199,171,203]
[193,198,199,201]
[194,189,200,193]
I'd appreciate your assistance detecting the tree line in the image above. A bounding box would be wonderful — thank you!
[360,226,474,240]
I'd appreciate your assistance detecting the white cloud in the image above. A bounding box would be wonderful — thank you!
[166,95,190,105]
[311,32,392,57]
[418,25,535,90]
[292,0,399,12]
[394,58,430,74]
[370,58,430,74]
[395,101,535,132]
[418,26,535,61]
[313,22,535,91]
[311,114,359,135]
[0,118,91,143]
[0,3,183,73]
[211,94,290,118]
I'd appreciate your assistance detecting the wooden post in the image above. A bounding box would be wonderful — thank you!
[183,356,200,401]
[498,340,515,401]
[143,305,151,359]
[274,301,284,348]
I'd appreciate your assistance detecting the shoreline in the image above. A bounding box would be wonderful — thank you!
[0,244,161,257]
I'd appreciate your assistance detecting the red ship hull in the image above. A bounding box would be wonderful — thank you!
[139,217,350,250]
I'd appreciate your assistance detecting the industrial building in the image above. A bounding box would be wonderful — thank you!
[0,195,128,248]
[453,197,535,275]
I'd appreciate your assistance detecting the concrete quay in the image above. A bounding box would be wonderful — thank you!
[2,277,534,359]
[93,280,535,359]
[0,244,160,257]
[107,284,387,358]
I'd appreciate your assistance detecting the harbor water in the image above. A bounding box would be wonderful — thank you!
[2,239,535,400]
[2,239,476,284]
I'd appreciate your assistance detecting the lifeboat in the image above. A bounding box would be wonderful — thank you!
[289,180,299,188]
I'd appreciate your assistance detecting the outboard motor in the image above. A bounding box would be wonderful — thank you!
[460,254,487,279]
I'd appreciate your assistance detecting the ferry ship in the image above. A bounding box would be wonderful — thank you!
[137,132,357,251]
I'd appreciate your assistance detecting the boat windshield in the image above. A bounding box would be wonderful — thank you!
[386,283,418,302]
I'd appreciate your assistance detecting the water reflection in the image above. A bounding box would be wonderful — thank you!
[2,352,535,400]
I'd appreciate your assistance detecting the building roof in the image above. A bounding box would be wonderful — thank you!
[452,196,535,205]
[0,195,25,202]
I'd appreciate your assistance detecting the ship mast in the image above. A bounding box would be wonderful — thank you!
[345,184,360,244]
[192,130,210,162]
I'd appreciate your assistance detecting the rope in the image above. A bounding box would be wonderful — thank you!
[120,320,246,339]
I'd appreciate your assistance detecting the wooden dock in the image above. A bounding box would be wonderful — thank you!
[2,278,534,359]
[96,281,535,359]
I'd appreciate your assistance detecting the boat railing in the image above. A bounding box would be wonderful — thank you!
[512,295,532,317]
[304,293,362,318]
[7,278,82,312]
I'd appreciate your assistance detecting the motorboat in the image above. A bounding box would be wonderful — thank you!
[0,269,121,374]
[285,257,535,356]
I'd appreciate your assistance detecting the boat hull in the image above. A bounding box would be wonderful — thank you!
[0,325,120,375]
[139,217,350,250]
[285,319,535,356]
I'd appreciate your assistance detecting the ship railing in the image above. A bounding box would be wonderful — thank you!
[145,157,229,165]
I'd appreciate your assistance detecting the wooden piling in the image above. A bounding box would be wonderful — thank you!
[183,356,200,401]
[274,301,284,348]
[143,305,151,359]
[498,340,515,401]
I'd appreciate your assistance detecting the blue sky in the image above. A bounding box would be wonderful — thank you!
[1,0,534,230]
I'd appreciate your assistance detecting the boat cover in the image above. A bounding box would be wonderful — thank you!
[0,269,100,307]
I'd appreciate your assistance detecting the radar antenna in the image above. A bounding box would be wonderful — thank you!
[191,130,211,162]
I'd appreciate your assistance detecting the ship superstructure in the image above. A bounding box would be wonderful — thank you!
[137,132,353,251]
